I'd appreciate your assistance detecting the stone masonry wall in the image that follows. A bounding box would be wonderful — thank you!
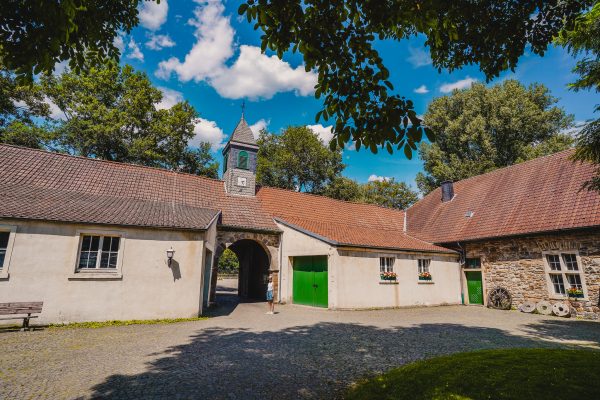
[209,229,280,303]
[466,229,600,319]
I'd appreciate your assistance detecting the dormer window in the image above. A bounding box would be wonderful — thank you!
[237,150,248,170]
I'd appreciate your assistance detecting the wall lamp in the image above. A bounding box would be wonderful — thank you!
[166,247,175,267]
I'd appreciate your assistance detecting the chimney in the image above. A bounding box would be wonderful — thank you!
[441,181,454,202]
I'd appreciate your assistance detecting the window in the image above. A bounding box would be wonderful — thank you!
[0,231,9,269]
[418,259,430,274]
[237,150,248,169]
[465,258,481,269]
[77,235,120,270]
[380,257,394,273]
[545,252,586,297]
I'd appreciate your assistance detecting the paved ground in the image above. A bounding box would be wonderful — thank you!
[1,278,599,399]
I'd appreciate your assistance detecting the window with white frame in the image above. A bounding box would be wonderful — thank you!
[380,257,394,273]
[418,259,430,274]
[545,252,585,296]
[77,235,121,270]
[0,231,9,269]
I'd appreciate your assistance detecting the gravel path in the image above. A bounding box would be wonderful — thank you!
[1,279,599,399]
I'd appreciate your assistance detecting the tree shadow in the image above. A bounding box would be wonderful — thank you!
[89,319,600,399]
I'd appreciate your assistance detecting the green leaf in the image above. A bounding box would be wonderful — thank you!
[404,144,413,160]
[238,3,249,15]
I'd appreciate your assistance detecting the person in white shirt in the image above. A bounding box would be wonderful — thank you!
[266,275,274,314]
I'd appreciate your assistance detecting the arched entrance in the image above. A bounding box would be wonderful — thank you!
[229,239,270,300]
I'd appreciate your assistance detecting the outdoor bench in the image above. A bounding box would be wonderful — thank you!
[0,302,43,330]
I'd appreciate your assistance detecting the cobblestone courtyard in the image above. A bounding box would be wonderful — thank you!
[1,280,600,399]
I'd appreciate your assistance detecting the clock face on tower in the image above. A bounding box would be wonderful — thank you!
[237,177,247,187]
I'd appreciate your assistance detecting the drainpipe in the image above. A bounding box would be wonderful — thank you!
[457,242,466,305]
[278,232,283,304]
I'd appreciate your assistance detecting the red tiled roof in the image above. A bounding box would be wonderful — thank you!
[0,145,277,231]
[257,187,454,253]
[407,150,600,243]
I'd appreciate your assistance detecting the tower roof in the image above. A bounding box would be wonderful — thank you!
[229,116,257,146]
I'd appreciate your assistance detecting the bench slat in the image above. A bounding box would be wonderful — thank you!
[0,302,43,315]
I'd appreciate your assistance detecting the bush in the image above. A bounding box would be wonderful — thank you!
[218,248,239,274]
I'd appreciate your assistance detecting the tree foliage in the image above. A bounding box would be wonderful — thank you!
[38,63,219,177]
[0,0,145,81]
[239,0,591,154]
[256,126,344,193]
[557,2,600,191]
[361,179,419,210]
[218,248,239,275]
[415,80,574,194]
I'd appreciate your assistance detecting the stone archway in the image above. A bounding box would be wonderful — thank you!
[210,229,280,303]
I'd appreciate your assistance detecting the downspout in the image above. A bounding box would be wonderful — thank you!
[457,241,466,305]
[278,231,283,304]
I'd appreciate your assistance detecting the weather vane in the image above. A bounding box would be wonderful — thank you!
[241,100,245,117]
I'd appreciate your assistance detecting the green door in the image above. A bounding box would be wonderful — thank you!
[293,256,328,308]
[466,271,483,304]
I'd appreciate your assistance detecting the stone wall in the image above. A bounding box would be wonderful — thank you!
[209,228,280,302]
[466,229,600,319]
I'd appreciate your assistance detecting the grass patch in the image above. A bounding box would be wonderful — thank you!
[346,349,600,400]
[49,316,208,329]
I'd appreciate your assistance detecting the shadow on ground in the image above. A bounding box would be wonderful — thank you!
[89,319,600,399]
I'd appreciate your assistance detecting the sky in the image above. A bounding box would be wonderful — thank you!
[115,0,598,189]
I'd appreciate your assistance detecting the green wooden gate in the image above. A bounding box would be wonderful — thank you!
[465,271,483,305]
[293,256,328,308]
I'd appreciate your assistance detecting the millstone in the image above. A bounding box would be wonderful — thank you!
[552,302,570,317]
[519,301,536,313]
[536,301,553,315]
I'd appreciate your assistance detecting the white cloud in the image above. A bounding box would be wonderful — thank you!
[249,118,269,138]
[127,38,144,62]
[191,118,227,150]
[306,124,334,144]
[414,85,429,94]
[368,175,391,182]
[156,87,183,110]
[146,33,176,50]
[210,46,317,99]
[439,77,477,93]
[139,0,169,31]
[407,47,432,68]
[156,1,317,100]
[113,34,125,53]
[155,1,234,81]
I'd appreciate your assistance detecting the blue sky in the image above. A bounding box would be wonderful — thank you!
[117,0,598,189]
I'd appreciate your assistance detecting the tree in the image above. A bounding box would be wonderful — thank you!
[256,126,344,193]
[556,2,600,191]
[218,248,239,275]
[1,0,146,81]
[361,179,419,210]
[322,177,362,202]
[415,80,574,194]
[239,1,591,154]
[39,62,219,176]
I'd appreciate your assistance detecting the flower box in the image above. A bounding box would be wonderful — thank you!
[418,272,432,281]
[380,271,397,281]
[567,288,584,299]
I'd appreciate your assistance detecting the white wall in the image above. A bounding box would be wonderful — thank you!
[0,218,213,324]
[277,222,462,310]
[335,250,462,309]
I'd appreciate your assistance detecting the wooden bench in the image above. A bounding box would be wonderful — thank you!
[0,302,43,330]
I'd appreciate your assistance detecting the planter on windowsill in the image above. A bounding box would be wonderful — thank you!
[418,273,432,281]
[379,281,399,285]
[567,289,584,300]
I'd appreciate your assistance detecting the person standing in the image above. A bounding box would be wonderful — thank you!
[266,275,275,314]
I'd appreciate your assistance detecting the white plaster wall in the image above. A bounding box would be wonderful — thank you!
[0,218,210,324]
[276,222,335,305]
[276,222,461,310]
[335,250,462,309]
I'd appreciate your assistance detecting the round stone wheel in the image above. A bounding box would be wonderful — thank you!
[519,301,536,313]
[552,302,570,317]
[536,301,553,315]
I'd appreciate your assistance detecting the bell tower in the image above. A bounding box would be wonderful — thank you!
[222,114,258,196]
